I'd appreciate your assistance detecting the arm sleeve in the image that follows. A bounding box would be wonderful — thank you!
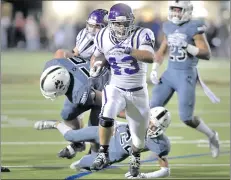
[191,20,207,37]
[75,28,85,49]
[93,31,104,57]
[138,28,155,54]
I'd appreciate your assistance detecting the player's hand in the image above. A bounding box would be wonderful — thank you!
[125,171,147,179]
[168,37,188,48]
[108,45,132,55]
[150,70,159,85]
[90,61,104,78]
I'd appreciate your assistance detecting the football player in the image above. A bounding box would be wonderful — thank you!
[43,9,109,158]
[35,107,171,179]
[89,3,156,176]
[55,9,108,59]
[149,1,220,158]
[38,56,116,159]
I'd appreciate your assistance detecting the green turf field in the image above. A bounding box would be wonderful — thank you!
[1,51,230,179]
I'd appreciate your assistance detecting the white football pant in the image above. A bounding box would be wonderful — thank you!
[101,84,150,149]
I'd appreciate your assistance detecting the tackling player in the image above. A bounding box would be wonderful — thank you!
[35,107,171,179]
[38,56,114,159]
[43,9,109,158]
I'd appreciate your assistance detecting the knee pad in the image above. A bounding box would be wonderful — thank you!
[184,116,200,128]
[99,117,114,127]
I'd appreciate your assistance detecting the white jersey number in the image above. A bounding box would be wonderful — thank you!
[169,46,187,62]
[120,130,132,154]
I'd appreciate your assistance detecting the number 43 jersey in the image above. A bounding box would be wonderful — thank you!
[94,27,155,89]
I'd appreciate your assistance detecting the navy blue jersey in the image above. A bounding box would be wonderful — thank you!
[43,57,92,105]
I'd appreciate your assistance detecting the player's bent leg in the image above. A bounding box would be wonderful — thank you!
[178,80,220,158]
[126,88,150,177]
[90,117,114,171]
[183,117,220,158]
[59,98,88,158]
[150,78,174,108]
[57,125,99,159]
[90,85,125,171]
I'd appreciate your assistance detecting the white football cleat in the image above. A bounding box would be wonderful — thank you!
[70,160,91,172]
[34,120,57,130]
[70,160,81,170]
[209,131,220,158]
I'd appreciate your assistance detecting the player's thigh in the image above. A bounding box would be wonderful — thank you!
[125,88,150,148]
[101,85,126,119]
[88,105,101,126]
[177,75,197,121]
[61,97,90,121]
[150,78,175,108]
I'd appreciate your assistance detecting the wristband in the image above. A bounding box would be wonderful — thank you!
[186,44,199,56]
[152,62,160,70]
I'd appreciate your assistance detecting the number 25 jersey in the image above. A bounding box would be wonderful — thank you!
[93,27,155,89]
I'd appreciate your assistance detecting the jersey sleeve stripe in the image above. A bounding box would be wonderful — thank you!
[79,29,84,39]
[131,27,141,48]
[96,30,101,50]
[79,33,87,46]
[100,28,107,49]
[79,40,94,54]
[137,28,145,49]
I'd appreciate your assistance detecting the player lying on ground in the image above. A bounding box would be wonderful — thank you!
[149,1,220,158]
[35,107,171,179]
[42,9,109,156]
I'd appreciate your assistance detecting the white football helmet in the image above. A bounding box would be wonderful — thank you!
[40,65,71,101]
[147,107,171,138]
[168,1,193,25]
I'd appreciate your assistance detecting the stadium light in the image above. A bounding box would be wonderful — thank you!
[52,1,79,17]
[191,1,208,18]
[114,1,144,10]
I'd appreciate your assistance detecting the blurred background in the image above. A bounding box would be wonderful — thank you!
[1,1,230,179]
[1,0,230,58]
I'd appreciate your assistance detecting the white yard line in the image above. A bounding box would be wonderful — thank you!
[115,163,230,167]
[1,97,229,104]
[4,163,230,168]
[1,110,229,115]
[1,140,230,145]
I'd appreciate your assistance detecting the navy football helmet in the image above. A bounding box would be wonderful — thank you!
[108,3,135,40]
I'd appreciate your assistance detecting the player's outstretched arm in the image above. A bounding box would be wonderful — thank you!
[125,156,170,179]
[149,36,168,85]
[54,48,79,59]
[192,33,211,60]
[154,36,168,64]
[130,49,154,63]
[141,156,170,178]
